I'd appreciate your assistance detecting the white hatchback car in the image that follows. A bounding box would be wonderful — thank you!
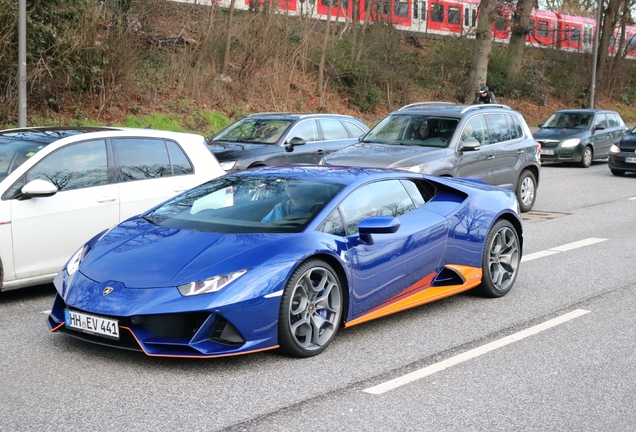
[0,127,225,291]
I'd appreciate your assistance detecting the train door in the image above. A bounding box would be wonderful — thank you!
[427,1,462,35]
[412,0,427,32]
[462,2,477,35]
[316,0,351,20]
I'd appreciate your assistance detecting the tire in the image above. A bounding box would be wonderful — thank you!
[516,170,536,213]
[580,146,593,168]
[278,259,343,357]
[476,220,521,298]
[610,169,626,176]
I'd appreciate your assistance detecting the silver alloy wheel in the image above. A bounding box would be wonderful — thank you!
[520,175,535,208]
[582,147,593,167]
[487,225,520,292]
[288,266,342,351]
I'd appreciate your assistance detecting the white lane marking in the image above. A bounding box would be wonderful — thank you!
[363,309,591,395]
[629,197,636,201]
[41,310,51,314]
[521,238,607,262]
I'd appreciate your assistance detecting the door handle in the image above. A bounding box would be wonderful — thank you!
[487,155,496,160]
[97,195,117,203]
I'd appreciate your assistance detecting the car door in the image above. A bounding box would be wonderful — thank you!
[491,114,526,190]
[113,137,198,219]
[591,113,612,155]
[8,139,119,280]
[282,119,327,164]
[326,179,448,317]
[455,114,498,185]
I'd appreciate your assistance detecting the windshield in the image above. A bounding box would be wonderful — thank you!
[542,112,592,130]
[362,114,458,148]
[0,136,51,182]
[144,175,344,234]
[212,118,293,144]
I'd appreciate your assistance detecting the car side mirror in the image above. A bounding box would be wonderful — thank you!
[538,122,544,127]
[17,179,58,200]
[358,216,400,245]
[593,124,606,132]
[459,138,481,152]
[285,137,306,152]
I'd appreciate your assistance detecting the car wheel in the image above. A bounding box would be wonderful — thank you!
[476,220,520,298]
[610,169,625,176]
[516,170,536,213]
[278,259,343,357]
[580,146,593,168]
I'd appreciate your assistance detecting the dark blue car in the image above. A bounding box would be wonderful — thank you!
[49,166,523,358]
[609,125,636,176]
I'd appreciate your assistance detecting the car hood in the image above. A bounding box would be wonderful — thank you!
[533,128,589,141]
[207,142,275,160]
[322,142,448,168]
[619,133,636,149]
[79,218,299,288]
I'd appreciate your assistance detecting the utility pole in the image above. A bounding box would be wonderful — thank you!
[18,0,27,127]
[590,0,603,109]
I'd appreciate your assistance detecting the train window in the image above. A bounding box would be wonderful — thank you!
[495,14,507,31]
[583,28,590,44]
[394,0,408,17]
[430,3,443,23]
[564,25,569,41]
[538,21,548,38]
[448,6,460,25]
[551,22,556,40]
[472,9,476,26]
[464,7,468,26]
[375,0,390,15]
[529,19,535,34]
[628,35,636,51]
[571,26,580,42]
[413,1,426,19]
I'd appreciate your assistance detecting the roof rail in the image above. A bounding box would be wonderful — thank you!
[460,104,511,114]
[248,112,292,117]
[398,102,457,111]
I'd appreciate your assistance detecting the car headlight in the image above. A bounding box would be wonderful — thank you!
[560,138,581,148]
[220,161,237,171]
[610,144,621,154]
[177,269,248,296]
[66,245,88,276]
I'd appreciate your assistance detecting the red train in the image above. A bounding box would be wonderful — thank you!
[200,0,636,59]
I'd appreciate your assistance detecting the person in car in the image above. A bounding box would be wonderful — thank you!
[474,85,498,104]
[564,114,578,128]
[262,181,314,222]
[413,121,431,140]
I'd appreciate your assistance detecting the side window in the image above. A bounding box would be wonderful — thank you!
[342,121,367,138]
[319,119,349,140]
[430,3,443,22]
[506,115,523,140]
[339,180,415,236]
[400,179,427,207]
[394,0,408,17]
[25,139,108,192]
[287,120,319,143]
[318,208,346,236]
[166,141,194,175]
[116,138,174,182]
[448,6,460,25]
[607,113,620,127]
[486,114,512,144]
[593,114,608,128]
[462,115,490,146]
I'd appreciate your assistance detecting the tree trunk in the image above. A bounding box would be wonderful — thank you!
[222,0,237,73]
[507,0,533,77]
[468,0,498,102]
[596,0,621,83]
[318,2,333,97]
[356,0,374,61]
[351,0,359,58]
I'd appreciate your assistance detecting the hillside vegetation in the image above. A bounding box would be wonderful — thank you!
[1,0,636,134]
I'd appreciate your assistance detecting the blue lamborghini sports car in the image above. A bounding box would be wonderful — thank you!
[48,166,523,358]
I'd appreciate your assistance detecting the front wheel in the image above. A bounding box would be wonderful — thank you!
[476,220,521,298]
[278,260,343,357]
[580,146,593,168]
[610,169,625,176]
[516,170,536,213]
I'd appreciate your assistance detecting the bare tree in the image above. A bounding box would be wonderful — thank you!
[596,0,622,83]
[222,0,237,73]
[467,0,499,100]
[318,0,334,98]
[507,0,534,77]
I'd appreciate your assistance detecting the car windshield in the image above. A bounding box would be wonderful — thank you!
[0,135,52,182]
[542,112,592,130]
[212,118,293,145]
[143,175,345,234]
[361,114,458,148]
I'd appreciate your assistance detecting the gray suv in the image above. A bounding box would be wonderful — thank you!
[320,103,541,212]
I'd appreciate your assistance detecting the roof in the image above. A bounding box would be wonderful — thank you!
[395,102,515,115]
[246,113,360,120]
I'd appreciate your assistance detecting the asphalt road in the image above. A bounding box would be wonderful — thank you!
[1,160,636,431]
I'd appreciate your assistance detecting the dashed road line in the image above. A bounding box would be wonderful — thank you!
[521,237,607,263]
[363,309,591,395]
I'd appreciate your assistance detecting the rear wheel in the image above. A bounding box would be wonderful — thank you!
[610,169,626,176]
[580,146,593,168]
[476,220,520,298]
[516,170,536,213]
[278,260,343,357]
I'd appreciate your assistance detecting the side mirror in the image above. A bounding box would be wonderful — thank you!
[593,124,606,132]
[17,179,58,200]
[285,137,306,152]
[459,138,481,152]
[538,122,544,127]
[358,216,400,245]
